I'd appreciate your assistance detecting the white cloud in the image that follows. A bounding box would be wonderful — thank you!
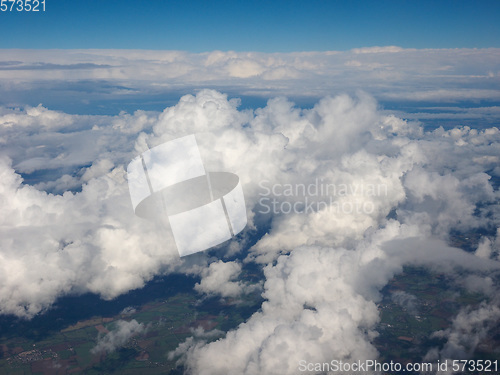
[91,319,146,354]
[194,260,258,298]
[1,48,499,110]
[173,245,381,375]
[427,302,500,362]
[0,88,499,373]
[381,89,500,102]
[0,154,182,317]
[476,237,493,259]
[352,46,406,54]
[174,223,499,374]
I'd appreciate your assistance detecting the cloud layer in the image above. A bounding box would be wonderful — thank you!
[1,48,499,122]
[0,89,499,373]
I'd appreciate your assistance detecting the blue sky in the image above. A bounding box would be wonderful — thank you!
[1,0,499,51]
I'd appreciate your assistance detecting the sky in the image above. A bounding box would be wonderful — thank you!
[1,1,500,374]
[1,0,500,51]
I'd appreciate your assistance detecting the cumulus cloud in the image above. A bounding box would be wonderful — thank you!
[1,89,500,373]
[426,302,500,362]
[91,319,146,354]
[0,154,184,317]
[173,228,500,375]
[172,245,381,375]
[194,260,258,298]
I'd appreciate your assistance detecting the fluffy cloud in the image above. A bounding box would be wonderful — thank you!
[194,260,258,298]
[0,155,183,317]
[426,302,500,363]
[174,246,380,375]
[173,228,500,375]
[173,224,500,375]
[0,89,499,373]
[91,319,146,354]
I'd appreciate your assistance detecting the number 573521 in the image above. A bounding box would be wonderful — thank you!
[0,0,45,12]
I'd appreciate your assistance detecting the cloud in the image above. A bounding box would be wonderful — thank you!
[172,245,381,375]
[381,89,500,102]
[391,291,418,315]
[91,319,146,354]
[1,48,499,115]
[0,89,500,373]
[427,302,500,361]
[194,260,258,298]
[352,46,406,54]
[0,153,182,317]
[174,227,500,375]
[0,62,112,71]
[476,237,493,259]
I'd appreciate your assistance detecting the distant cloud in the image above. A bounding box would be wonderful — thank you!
[351,46,406,54]
[194,261,259,298]
[391,291,418,315]
[0,48,499,114]
[91,319,146,354]
[0,62,112,71]
[427,302,500,361]
[381,89,500,102]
